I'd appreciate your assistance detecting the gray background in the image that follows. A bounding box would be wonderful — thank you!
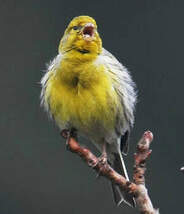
[0,0,184,213]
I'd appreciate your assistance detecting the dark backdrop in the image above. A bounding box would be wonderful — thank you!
[0,0,183,213]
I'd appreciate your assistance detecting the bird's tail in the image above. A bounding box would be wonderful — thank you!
[110,152,136,207]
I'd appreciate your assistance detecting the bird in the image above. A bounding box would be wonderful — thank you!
[40,15,137,207]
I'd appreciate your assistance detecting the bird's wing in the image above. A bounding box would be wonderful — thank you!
[98,48,137,153]
[40,53,63,117]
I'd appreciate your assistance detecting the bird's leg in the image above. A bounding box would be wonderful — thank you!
[98,142,107,165]
[96,142,108,179]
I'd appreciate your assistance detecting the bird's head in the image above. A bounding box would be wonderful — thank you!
[59,16,102,60]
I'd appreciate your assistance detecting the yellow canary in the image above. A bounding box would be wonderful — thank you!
[41,16,137,207]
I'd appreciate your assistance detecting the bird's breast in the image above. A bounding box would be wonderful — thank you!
[45,62,121,133]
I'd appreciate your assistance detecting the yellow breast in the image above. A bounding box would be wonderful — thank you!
[44,59,120,132]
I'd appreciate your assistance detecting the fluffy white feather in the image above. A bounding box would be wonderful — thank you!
[97,48,137,133]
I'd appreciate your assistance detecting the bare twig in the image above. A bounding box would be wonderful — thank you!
[133,131,159,214]
[61,130,159,214]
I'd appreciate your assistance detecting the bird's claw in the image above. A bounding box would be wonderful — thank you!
[60,129,70,139]
[95,153,108,179]
[60,128,78,139]
[88,159,98,168]
[98,153,107,165]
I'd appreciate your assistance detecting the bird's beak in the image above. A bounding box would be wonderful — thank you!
[82,23,95,41]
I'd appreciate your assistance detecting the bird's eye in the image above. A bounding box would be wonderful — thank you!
[73,26,79,30]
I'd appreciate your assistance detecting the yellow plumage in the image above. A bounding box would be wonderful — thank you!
[43,16,121,134]
[45,54,120,132]
[41,15,137,207]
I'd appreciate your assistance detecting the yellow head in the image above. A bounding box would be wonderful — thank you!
[59,16,102,61]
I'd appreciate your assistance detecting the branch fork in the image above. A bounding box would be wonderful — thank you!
[61,130,159,214]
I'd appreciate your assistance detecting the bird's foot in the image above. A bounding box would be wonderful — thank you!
[98,153,107,165]
[88,159,98,168]
[60,128,78,139]
[61,128,78,150]
[96,153,108,179]
[70,128,78,139]
[60,129,70,139]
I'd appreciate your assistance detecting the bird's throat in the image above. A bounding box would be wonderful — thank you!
[59,59,103,89]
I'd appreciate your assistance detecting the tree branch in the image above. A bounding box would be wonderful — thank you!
[62,130,159,214]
